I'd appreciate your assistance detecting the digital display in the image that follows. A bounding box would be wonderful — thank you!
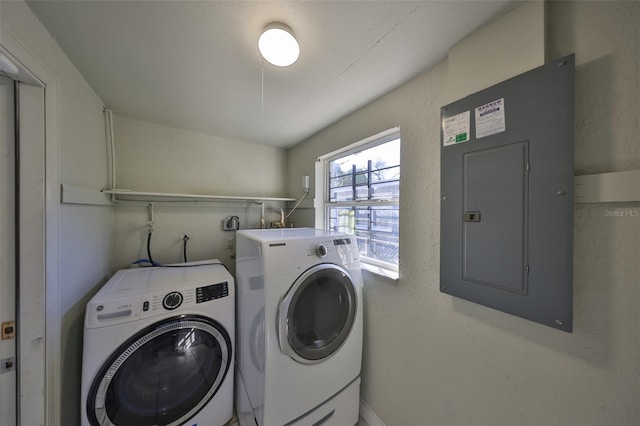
[333,238,351,246]
[196,282,229,303]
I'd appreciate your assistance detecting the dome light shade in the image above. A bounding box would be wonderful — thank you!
[258,23,300,67]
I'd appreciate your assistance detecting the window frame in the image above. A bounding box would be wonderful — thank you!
[315,128,400,280]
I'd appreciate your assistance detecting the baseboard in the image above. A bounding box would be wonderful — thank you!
[359,400,385,426]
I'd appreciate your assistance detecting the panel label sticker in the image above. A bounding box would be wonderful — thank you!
[443,110,470,146]
[475,98,505,139]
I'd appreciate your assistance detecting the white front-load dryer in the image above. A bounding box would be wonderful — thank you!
[235,229,363,426]
[81,261,234,426]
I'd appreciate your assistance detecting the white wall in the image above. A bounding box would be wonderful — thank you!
[111,116,289,272]
[3,0,637,424]
[446,1,545,102]
[287,1,639,424]
[0,1,112,425]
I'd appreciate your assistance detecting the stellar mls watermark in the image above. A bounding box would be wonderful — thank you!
[603,208,640,217]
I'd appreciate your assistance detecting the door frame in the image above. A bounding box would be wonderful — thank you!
[1,25,60,425]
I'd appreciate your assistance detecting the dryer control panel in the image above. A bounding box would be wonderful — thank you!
[301,237,359,268]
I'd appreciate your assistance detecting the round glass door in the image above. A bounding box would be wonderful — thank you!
[278,264,357,364]
[86,315,231,426]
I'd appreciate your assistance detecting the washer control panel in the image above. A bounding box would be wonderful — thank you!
[85,263,235,328]
[146,281,228,312]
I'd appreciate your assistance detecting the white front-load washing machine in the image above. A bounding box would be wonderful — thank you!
[235,228,363,426]
[81,261,234,426]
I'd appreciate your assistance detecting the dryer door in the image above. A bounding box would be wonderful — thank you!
[278,264,357,364]
[86,315,231,426]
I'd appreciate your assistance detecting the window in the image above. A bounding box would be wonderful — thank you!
[316,129,400,278]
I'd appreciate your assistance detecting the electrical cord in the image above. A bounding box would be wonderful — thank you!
[135,228,231,274]
[131,258,230,272]
[132,258,154,266]
[146,229,156,266]
[182,234,190,263]
[224,216,240,231]
[285,189,309,220]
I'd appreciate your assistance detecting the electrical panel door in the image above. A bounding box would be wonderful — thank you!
[440,55,574,332]
[462,141,529,294]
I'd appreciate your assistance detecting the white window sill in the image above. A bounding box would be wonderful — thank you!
[360,262,399,283]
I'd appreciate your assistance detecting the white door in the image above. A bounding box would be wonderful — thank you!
[1,42,50,424]
[0,75,17,424]
[16,80,46,426]
[0,73,46,425]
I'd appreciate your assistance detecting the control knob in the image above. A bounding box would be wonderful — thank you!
[162,291,183,310]
[315,244,328,258]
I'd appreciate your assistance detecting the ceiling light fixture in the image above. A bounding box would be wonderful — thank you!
[258,22,300,67]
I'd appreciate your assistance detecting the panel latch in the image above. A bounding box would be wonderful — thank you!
[464,211,481,222]
[0,357,16,374]
[1,321,15,340]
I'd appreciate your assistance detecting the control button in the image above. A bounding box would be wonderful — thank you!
[162,292,183,310]
[142,301,149,311]
[316,244,328,258]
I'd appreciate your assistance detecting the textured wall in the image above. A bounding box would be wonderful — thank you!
[446,0,545,102]
[548,0,640,175]
[287,1,639,424]
[111,116,289,271]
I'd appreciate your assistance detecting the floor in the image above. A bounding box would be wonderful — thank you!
[226,414,239,425]
[357,415,370,426]
[224,412,369,425]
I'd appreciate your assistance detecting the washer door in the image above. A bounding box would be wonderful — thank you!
[86,315,231,426]
[278,264,357,364]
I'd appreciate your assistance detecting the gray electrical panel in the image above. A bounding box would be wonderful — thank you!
[440,55,574,332]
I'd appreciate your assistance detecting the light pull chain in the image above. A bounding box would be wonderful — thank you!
[260,67,265,228]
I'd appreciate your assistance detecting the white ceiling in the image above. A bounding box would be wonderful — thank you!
[27,0,514,148]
